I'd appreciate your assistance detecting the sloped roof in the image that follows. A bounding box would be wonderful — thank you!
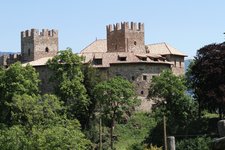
[80,39,107,53]
[22,57,52,66]
[81,40,186,57]
[146,42,187,56]
[82,52,172,68]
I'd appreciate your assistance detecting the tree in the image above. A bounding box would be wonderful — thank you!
[0,62,40,125]
[148,70,197,135]
[94,76,139,149]
[0,94,91,150]
[47,48,90,125]
[187,42,225,118]
[82,62,107,128]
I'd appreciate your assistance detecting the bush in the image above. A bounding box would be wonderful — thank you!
[176,136,212,150]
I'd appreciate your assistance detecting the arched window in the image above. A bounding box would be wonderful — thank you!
[45,47,49,53]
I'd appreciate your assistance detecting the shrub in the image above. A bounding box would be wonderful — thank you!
[176,136,212,150]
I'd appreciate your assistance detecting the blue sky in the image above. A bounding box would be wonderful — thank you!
[0,0,225,59]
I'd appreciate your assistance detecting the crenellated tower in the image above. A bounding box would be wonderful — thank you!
[106,22,145,53]
[21,29,58,62]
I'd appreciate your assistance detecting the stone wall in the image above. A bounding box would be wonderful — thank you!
[107,63,170,97]
[35,66,55,94]
[165,55,185,75]
[107,22,145,53]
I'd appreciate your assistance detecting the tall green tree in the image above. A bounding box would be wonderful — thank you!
[187,42,225,118]
[82,63,107,128]
[94,76,139,149]
[148,70,197,134]
[0,62,40,125]
[47,48,90,125]
[0,94,91,150]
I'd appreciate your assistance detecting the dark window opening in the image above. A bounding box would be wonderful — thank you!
[93,58,102,65]
[28,49,31,56]
[153,58,158,61]
[134,41,137,45]
[141,91,144,95]
[118,56,127,61]
[143,75,147,81]
[132,76,135,81]
[45,47,49,53]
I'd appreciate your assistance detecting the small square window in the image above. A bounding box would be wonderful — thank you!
[132,76,135,81]
[93,59,102,65]
[141,91,144,95]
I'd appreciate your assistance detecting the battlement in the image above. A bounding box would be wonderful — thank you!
[21,29,58,38]
[106,22,144,33]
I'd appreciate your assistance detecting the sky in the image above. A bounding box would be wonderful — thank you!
[0,0,225,59]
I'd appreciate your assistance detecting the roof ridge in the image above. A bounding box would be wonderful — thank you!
[146,42,167,46]
[164,43,172,54]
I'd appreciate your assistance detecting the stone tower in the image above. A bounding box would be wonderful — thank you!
[21,29,58,62]
[106,22,145,53]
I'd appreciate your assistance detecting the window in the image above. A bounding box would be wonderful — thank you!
[45,47,49,53]
[93,58,102,65]
[132,76,135,81]
[141,91,144,95]
[28,49,31,56]
[118,56,126,61]
[143,75,147,81]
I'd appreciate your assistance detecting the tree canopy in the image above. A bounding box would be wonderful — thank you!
[0,62,40,125]
[47,48,90,124]
[94,76,139,149]
[0,62,91,149]
[187,42,225,118]
[148,70,197,133]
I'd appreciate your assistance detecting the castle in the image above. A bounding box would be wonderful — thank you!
[0,22,186,100]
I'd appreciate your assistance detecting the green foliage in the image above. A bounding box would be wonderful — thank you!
[146,70,198,146]
[127,143,162,150]
[148,70,198,130]
[7,94,63,127]
[114,112,157,150]
[0,121,92,150]
[47,48,90,125]
[0,62,91,149]
[94,76,138,122]
[94,76,139,149]
[82,63,107,127]
[0,62,40,125]
[176,136,212,150]
[0,93,91,149]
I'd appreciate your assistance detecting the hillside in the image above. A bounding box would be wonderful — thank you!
[0,52,13,56]
[184,59,193,72]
